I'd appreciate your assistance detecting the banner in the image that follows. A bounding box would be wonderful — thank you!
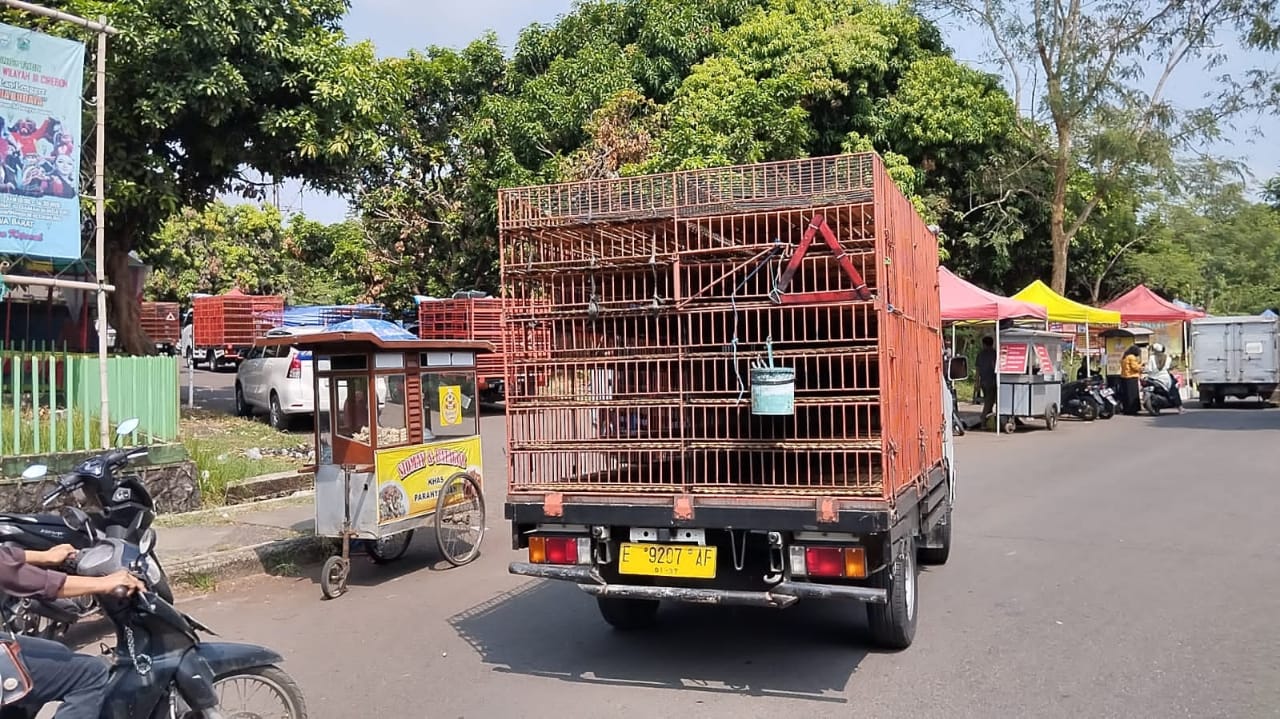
[997,343,1028,374]
[0,23,84,260]
[374,437,482,525]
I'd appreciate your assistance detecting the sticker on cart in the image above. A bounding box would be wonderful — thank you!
[1033,344,1054,374]
[439,385,463,426]
[998,343,1028,374]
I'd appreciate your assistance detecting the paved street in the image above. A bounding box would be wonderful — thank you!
[135,407,1280,719]
[183,365,238,415]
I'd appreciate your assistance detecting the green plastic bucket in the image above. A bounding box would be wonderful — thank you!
[750,366,796,416]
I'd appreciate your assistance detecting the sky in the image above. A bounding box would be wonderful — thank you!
[259,0,1280,224]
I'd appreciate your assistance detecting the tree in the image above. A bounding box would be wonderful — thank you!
[930,0,1280,294]
[17,0,401,354]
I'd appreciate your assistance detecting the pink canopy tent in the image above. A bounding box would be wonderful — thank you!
[939,267,1047,322]
[1102,284,1204,321]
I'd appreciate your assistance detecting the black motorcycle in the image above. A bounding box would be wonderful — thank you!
[1059,379,1101,421]
[1075,368,1118,419]
[0,508,307,719]
[0,419,172,639]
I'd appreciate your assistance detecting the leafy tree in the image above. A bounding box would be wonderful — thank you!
[928,0,1280,295]
[13,0,400,354]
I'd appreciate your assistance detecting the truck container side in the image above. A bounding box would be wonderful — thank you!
[1190,315,1280,405]
[498,153,957,649]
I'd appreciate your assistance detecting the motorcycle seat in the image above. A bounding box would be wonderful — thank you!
[0,512,66,527]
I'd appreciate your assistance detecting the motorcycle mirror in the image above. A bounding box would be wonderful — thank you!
[61,506,93,535]
[115,417,140,438]
[138,528,157,556]
[948,356,970,381]
[20,464,48,481]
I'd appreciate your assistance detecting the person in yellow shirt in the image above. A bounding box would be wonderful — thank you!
[1120,345,1143,415]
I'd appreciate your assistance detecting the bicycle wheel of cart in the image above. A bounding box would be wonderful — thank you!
[368,530,415,564]
[435,472,486,567]
[320,555,349,600]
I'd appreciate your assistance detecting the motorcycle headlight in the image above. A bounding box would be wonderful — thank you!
[143,556,162,585]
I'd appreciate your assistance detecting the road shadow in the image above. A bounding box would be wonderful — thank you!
[1139,404,1279,432]
[288,531,477,592]
[447,579,872,703]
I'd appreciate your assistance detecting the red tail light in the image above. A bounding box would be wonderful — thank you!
[529,536,589,565]
[286,355,302,379]
[804,547,844,578]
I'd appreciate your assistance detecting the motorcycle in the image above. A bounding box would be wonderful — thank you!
[1075,368,1118,419]
[0,418,172,639]
[0,507,308,719]
[1140,374,1179,415]
[1059,379,1101,421]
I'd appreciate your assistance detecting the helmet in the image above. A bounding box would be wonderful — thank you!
[1152,343,1165,353]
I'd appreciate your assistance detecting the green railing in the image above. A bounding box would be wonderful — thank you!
[0,343,180,456]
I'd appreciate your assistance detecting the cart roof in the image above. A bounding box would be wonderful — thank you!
[1099,326,1154,339]
[998,328,1072,341]
[256,318,494,353]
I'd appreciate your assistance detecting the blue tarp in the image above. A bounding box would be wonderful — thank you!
[324,318,419,342]
[1262,309,1278,319]
[273,304,386,328]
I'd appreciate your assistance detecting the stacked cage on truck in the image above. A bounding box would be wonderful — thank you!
[499,152,943,504]
[417,297,552,395]
[139,302,181,346]
[192,292,284,347]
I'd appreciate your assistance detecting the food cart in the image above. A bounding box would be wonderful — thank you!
[1099,326,1154,397]
[261,319,493,599]
[994,328,1070,434]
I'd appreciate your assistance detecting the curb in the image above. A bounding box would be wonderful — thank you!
[225,470,314,505]
[168,534,334,585]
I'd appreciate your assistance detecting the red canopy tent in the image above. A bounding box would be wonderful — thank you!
[939,267,1047,322]
[1103,284,1204,321]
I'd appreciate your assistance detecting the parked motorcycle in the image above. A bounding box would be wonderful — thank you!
[0,507,307,719]
[1075,368,1118,419]
[1141,374,1179,415]
[1059,379,1101,421]
[0,418,172,639]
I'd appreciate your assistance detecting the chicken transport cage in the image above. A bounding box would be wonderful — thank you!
[498,153,944,503]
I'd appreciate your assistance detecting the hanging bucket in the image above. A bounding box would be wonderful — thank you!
[750,366,796,416]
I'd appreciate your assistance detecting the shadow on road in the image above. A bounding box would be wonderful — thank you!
[1141,403,1278,431]
[447,579,872,703]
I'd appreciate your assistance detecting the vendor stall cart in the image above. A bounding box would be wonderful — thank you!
[260,319,493,599]
[994,328,1070,434]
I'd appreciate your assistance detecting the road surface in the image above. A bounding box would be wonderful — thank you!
[113,405,1277,719]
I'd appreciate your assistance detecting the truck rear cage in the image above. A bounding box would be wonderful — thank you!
[499,152,942,500]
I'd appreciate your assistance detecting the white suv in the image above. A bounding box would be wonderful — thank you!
[234,326,324,430]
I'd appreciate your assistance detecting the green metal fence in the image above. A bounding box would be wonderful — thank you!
[0,342,180,456]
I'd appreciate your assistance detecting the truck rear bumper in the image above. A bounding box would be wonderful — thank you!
[510,562,888,607]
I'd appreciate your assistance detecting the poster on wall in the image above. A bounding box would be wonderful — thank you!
[998,343,1029,374]
[0,23,84,260]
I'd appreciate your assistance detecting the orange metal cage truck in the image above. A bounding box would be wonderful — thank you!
[499,153,966,650]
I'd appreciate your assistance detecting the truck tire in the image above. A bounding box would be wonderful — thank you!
[597,597,659,631]
[918,508,952,566]
[867,537,918,650]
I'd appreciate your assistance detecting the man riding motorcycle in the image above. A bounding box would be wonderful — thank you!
[1144,343,1185,414]
[0,543,144,719]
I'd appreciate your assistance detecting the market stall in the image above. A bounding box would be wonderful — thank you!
[1012,281,1121,376]
[991,328,1070,434]
[1103,284,1204,379]
[259,318,494,599]
[939,267,1048,434]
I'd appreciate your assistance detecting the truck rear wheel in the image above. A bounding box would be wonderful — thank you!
[867,537,918,650]
[597,597,659,631]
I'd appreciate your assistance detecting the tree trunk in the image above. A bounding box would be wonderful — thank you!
[105,241,157,356]
[1050,144,1072,295]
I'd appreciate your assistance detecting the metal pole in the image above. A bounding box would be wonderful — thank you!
[187,356,194,408]
[1084,322,1091,376]
[0,274,115,292]
[94,22,109,448]
[995,322,1001,436]
[0,0,118,33]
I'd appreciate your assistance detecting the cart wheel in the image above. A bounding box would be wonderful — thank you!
[435,472,486,567]
[368,530,414,565]
[320,556,349,600]
[1002,417,1017,434]
[1044,404,1059,430]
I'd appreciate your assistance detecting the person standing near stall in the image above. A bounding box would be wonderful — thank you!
[1120,345,1144,415]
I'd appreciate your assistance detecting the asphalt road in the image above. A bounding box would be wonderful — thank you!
[116,405,1277,719]
[182,365,238,415]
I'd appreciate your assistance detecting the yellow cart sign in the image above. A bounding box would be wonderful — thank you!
[374,437,482,525]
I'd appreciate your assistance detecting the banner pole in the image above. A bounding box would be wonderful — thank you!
[94,21,110,447]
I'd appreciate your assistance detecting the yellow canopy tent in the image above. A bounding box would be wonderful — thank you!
[1012,280,1121,373]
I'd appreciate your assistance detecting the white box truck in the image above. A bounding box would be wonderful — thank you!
[1189,315,1279,406]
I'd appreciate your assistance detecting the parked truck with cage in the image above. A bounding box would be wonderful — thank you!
[180,290,283,371]
[500,153,964,649]
[417,293,552,403]
[139,301,181,355]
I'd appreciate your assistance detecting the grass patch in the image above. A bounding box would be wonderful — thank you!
[178,571,218,593]
[0,406,104,456]
[181,409,308,506]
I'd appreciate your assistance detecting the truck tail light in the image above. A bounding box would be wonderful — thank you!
[791,545,867,579]
[529,536,590,565]
[287,355,303,379]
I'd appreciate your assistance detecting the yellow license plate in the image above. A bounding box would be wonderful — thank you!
[618,543,717,579]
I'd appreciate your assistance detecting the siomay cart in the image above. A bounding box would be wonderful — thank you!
[259,319,493,599]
